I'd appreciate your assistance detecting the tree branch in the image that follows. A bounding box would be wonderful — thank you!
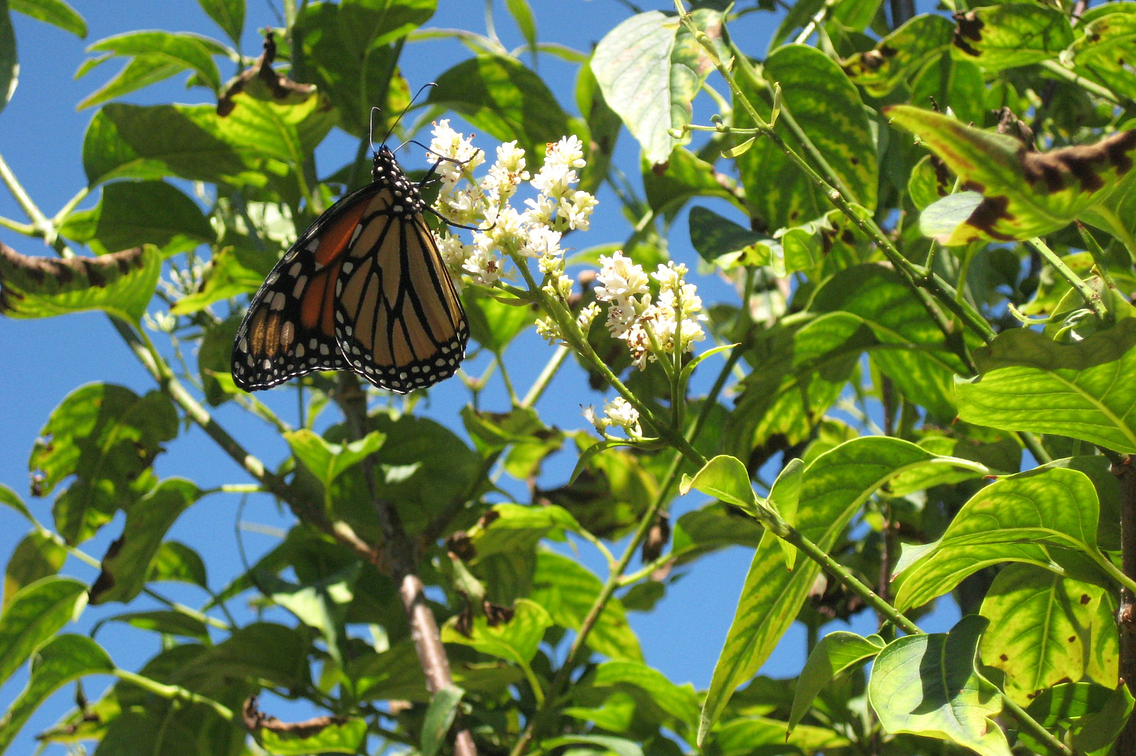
[335,374,477,756]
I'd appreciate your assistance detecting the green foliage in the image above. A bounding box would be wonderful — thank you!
[4,1,1136,754]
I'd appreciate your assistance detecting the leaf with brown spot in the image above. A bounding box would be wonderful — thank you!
[950,4,1073,71]
[843,14,954,97]
[888,106,1136,245]
[1069,9,1136,102]
[0,243,160,322]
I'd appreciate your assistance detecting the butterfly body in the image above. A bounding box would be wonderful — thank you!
[231,146,468,393]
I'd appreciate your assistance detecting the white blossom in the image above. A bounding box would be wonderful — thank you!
[518,225,562,259]
[429,119,483,188]
[603,396,641,437]
[595,251,650,302]
[582,404,608,433]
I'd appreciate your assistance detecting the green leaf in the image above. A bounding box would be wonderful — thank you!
[83,102,277,187]
[429,54,569,160]
[811,264,971,420]
[0,634,114,755]
[531,550,642,662]
[540,734,643,756]
[95,610,209,641]
[337,0,435,56]
[10,0,86,37]
[504,0,536,54]
[698,437,983,742]
[59,181,213,256]
[260,564,360,665]
[887,106,1136,246]
[911,54,987,129]
[979,563,1117,705]
[789,632,884,732]
[3,531,67,609]
[708,716,851,755]
[670,503,765,564]
[588,660,700,731]
[258,717,368,755]
[591,11,687,166]
[955,320,1136,452]
[348,639,429,703]
[421,685,464,756]
[0,0,16,116]
[182,622,312,690]
[462,286,536,352]
[442,598,552,667]
[0,576,87,687]
[146,541,208,589]
[291,2,399,138]
[1070,11,1136,102]
[170,244,275,315]
[352,411,481,536]
[29,384,178,545]
[1024,682,1133,756]
[89,479,201,605]
[869,616,1011,756]
[737,45,877,232]
[79,31,224,108]
[679,455,763,516]
[466,502,582,562]
[951,4,1073,71]
[197,0,243,45]
[688,206,773,268]
[0,483,32,523]
[285,428,385,490]
[0,244,161,323]
[643,147,741,217]
[893,467,1104,611]
[725,312,873,454]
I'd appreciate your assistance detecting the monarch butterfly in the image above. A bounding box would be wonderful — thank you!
[230,144,469,394]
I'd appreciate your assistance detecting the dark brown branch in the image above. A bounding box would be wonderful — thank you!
[1113,456,1136,754]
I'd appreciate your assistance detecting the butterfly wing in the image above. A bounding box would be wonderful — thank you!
[332,184,469,393]
[232,147,469,394]
[231,185,377,391]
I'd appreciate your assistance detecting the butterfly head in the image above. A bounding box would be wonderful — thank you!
[371,146,421,206]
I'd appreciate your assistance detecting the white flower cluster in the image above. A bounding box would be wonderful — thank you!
[427,121,597,290]
[593,252,706,370]
[583,397,642,438]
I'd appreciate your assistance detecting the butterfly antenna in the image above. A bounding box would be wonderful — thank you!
[380,82,437,146]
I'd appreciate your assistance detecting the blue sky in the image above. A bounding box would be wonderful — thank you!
[0,1,960,753]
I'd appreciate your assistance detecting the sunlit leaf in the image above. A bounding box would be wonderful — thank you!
[10,0,86,37]
[0,244,161,323]
[871,616,1011,755]
[980,563,1117,705]
[0,577,87,687]
[0,635,114,755]
[3,531,66,609]
[789,632,884,732]
[956,319,1136,452]
[29,384,178,544]
[59,181,213,256]
[893,466,1104,611]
